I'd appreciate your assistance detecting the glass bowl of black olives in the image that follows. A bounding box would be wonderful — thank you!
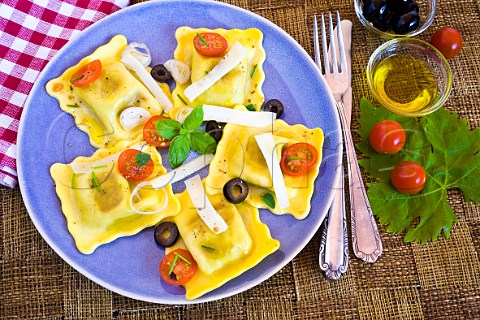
[354,0,437,38]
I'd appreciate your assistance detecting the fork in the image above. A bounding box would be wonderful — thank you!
[315,12,383,265]
[315,12,349,280]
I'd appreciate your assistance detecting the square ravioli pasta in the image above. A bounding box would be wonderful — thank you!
[169,27,266,119]
[205,117,324,220]
[46,35,170,149]
[171,186,279,300]
[50,142,181,254]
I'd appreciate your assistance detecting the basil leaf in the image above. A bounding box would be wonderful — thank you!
[189,130,217,154]
[168,135,190,168]
[156,119,181,140]
[183,105,204,132]
[261,193,275,209]
[245,104,256,111]
[135,152,151,167]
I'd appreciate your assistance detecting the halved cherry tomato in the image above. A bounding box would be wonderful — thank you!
[117,149,154,181]
[391,161,426,194]
[430,27,463,59]
[193,33,228,57]
[280,142,318,177]
[70,59,102,87]
[143,115,171,148]
[159,248,198,286]
[369,120,406,155]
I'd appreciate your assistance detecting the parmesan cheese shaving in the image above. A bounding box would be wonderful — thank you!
[203,104,276,127]
[121,53,173,112]
[254,133,290,210]
[185,175,228,234]
[69,142,145,174]
[184,42,247,102]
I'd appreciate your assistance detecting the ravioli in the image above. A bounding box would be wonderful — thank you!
[204,108,324,219]
[169,27,266,119]
[50,141,181,254]
[172,185,279,300]
[46,35,170,149]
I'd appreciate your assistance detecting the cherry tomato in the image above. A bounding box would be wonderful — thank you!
[369,120,406,155]
[430,27,463,59]
[159,249,198,286]
[391,161,426,194]
[70,59,102,87]
[193,33,228,57]
[143,115,171,148]
[117,149,154,181]
[280,143,318,177]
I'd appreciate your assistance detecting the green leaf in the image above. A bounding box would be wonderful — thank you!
[245,103,256,111]
[357,98,480,243]
[261,193,275,209]
[189,130,217,154]
[183,105,204,132]
[156,118,181,140]
[168,135,190,168]
[135,152,151,167]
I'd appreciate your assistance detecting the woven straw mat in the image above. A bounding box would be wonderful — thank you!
[1,0,480,319]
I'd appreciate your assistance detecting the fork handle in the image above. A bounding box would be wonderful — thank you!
[319,163,348,280]
[336,100,383,263]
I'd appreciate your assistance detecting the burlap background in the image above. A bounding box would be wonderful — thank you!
[2,0,479,319]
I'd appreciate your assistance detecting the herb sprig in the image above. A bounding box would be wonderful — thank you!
[156,106,217,168]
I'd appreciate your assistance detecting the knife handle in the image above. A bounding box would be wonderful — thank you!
[336,100,383,263]
[319,163,348,280]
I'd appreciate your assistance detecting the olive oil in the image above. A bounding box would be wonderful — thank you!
[372,54,437,113]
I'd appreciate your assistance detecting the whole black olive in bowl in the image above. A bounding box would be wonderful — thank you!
[355,0,436,38]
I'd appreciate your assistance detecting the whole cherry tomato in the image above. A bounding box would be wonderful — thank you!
[391,161,426,194]
[70,59,102,87]
[430,27,463,59]
[369,120,406,155]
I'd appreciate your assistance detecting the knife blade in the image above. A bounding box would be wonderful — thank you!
[319,20,352,280]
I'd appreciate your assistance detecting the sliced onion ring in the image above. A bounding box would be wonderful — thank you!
[122,42,152,67]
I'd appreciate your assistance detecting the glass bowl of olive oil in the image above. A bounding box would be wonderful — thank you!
[366,38,452,117]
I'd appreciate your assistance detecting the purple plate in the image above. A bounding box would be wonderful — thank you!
[17,0,341,304]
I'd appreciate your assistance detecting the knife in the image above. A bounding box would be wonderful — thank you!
[319,20,352,280]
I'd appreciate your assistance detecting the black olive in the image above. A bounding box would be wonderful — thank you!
[154,222,179,247]
[223,178,249,204]
[262,99,284,118]
[363,0,389,22]
[151,64,172,83]
[205,120,225,143]
[392,11,420,34]
[387,0,418,14]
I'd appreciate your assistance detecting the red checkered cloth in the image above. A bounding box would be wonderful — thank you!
[0,0,129,188]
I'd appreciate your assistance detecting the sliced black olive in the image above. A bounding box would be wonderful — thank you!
[392,11,420,34]
[151,64,172,83]
[223,178,249,204]
[205,120,225,143]
[154,222,179,247]
[262,99,284,118]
